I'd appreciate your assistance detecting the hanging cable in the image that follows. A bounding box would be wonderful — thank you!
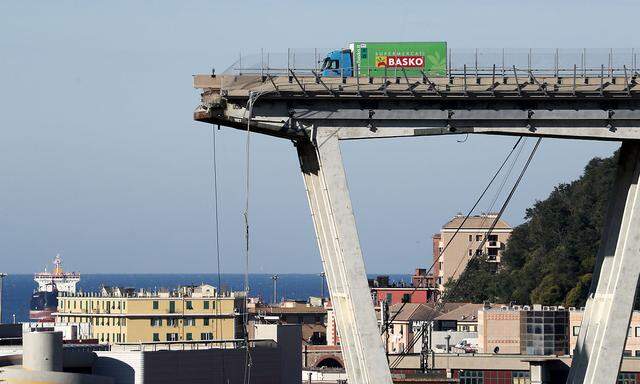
[240,88,271,384]
[242,92,256,384]
[380,136,524,336]
[210,125,226,380]
[389,137,543,369]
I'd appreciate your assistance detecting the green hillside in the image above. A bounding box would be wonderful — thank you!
[445,151,619,307]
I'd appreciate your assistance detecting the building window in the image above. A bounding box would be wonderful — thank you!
[204,301,210,310]
[401,294,411,303]
[385,293,393,304]
[623,350,632,357]
[167,318,177,327]
[476,234,482,241]
[186,333,193,341]
[153,333,160,342]
[122,318,126,326]
[153,301,159,310]
[185,318,196,326]
[619,372,637,384]
[169,301,176,313]
[512,371,530,379]
[475,249,482,256]
[459,370,483,384]
[204,318,210,326]
[151,318,162,327]
[186,301,193,310]
[573,326,581,336]
[468,249,472,256]
[468,235,472,242]
[635,351,640,357]
[201,332,213,341]
[166,333,179,342]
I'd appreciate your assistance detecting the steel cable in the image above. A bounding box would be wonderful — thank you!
[379,136,524,337]
[389,137,542,369]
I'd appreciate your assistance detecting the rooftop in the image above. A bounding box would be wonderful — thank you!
[434,303,485,322]
[58,284,243,299]
[387,303,443,322]
[442,214,512,230]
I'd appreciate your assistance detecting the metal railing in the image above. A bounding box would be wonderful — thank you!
[222,48,639,79]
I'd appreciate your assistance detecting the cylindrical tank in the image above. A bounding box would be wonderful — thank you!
[23,331,63,372]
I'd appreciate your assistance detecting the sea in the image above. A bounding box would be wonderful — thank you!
[1,273,410,324]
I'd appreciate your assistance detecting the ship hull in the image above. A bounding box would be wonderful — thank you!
[29,291,58,322]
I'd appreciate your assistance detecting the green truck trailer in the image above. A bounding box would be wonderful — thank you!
[320,41,447,77]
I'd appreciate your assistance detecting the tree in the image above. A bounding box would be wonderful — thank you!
[443,151,619,306]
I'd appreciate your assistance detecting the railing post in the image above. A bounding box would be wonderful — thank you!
[610,48,614,78]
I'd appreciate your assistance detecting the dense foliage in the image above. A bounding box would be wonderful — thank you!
[444,151,619,307]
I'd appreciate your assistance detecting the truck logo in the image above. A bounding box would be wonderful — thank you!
[376,55,425,68]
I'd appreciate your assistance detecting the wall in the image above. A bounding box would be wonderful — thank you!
[372,289,435,305]
[57,295,241,344]
[478,309,521,354]
[570,310,640,356]
[255,324,302,384]
[0,366,114,384]
[438,227,511,287]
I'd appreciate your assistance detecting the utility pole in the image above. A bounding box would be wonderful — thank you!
[271,274,279,304]
[380,300,389,359]
[0,273,6,324]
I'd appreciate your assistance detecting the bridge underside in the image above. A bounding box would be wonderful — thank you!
[195,73,640,384]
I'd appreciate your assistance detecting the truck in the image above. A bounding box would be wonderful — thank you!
[320,41,447,78]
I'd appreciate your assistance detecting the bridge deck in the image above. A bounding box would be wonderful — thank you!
[195,73,639,101]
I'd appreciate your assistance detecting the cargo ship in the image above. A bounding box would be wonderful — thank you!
[29,254,80,322]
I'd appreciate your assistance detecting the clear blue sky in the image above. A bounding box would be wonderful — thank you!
[1,0,635,274]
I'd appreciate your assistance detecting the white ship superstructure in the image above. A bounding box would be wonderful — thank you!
[34,254,80,293]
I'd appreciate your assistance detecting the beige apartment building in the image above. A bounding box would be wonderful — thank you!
[56,284,245,344]
[433,213,512,288]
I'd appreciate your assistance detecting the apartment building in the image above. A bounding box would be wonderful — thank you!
[433,213,512,288]
[55,284,245,344]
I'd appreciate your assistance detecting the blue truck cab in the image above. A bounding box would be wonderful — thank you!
[321,49,353,77]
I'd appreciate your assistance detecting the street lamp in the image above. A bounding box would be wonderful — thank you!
[271,274,279,304]
[0,273,6,324]
[319,272,326,301]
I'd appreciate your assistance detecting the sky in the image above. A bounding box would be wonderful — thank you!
[0,0,636,274]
